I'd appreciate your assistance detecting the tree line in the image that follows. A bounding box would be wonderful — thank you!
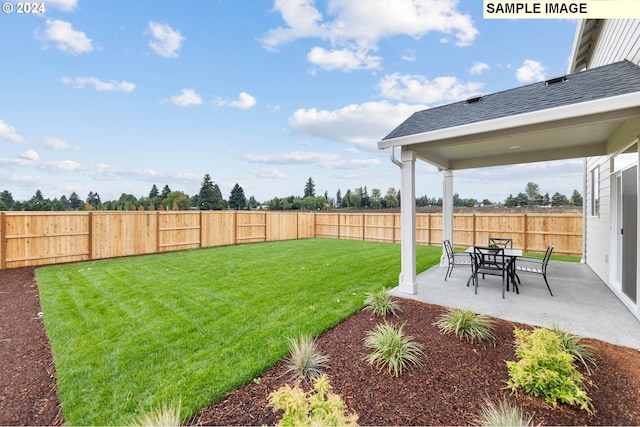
[0,176,581,212]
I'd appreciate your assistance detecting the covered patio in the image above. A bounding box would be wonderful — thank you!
[390,260,640,350]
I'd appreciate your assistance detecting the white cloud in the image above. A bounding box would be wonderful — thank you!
[401,49,416,62]
[307,46,381,70]
[0,120,25,144]
[244,151,380,170]
[289,101,426,149]
[262,0,478,71]
[61,76,136,92]
[19,149,40,161]
[229,92,257,110]
[45,0,79,12]
[40,19,93,55]
[516,59,547,83]
[148,21,185,58]
[378,73,483,104]
[250,168,287,179]
[170,89,203,107]
[470,61,489,75]
[43,136,78,150]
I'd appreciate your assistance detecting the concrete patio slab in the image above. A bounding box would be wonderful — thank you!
[389,260,640,350]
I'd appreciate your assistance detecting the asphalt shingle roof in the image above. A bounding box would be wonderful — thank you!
[383,60,640,141]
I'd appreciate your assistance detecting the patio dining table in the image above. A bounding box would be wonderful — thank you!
[464,246,522,294]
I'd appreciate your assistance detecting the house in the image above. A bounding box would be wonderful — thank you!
[377,19,640,321]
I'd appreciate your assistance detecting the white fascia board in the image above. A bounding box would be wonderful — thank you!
[377,91,640,150]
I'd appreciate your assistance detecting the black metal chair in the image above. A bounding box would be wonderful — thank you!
[515,244,554,296]
[443,239,473,281]
[471,246,515,299]
[488,237,513,248]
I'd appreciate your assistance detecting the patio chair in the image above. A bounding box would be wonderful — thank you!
[514,244,554,296]
[443,240,473,281]
[471,246,515,299]
[488,237,513,248]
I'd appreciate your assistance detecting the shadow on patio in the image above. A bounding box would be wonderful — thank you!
[390,260,640,350]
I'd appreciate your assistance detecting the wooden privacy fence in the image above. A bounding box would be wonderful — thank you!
[0,211,582,269]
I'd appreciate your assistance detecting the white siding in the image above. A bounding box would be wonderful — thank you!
[590,19,640,67]
[585,156,611,282]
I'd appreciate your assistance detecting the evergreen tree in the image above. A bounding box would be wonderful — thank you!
[69,192,82,210]
[198,174,225,209]
[229,183,247,210]
[570,189,583,206]
[149,184,160,199]
[304,177,315,198]
[0,190,14,209]
[86,191,101,208]
[161,185,172,199]
[336,189,342,208]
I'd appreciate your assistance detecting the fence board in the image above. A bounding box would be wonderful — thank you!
[0,210,583,269]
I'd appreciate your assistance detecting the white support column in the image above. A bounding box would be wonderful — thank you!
[399,150,417,294]
[441,169,454,266]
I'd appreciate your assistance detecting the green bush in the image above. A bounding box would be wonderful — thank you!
[363,321,424,377]
[283,335,329,382]
[475,399,532,427]
[506,328,593,413]
[551,324,598,374]
[363,288,401,318]
[268,374,359,426]
[434,307,496,344]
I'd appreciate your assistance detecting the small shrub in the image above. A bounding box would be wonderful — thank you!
[363,321,424,377]
[551,323,598,374]
[475,399,532,427]
[506,327,594,413]
[363,288,400,317]
[131,400,181,427]
[284,335,329,382]
[434,307,496,344]
[268,374,359,426]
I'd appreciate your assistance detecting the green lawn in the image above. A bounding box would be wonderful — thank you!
[36,238,440,425]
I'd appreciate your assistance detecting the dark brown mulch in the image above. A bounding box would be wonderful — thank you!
[2,266,640,426]
[0,267,62,426]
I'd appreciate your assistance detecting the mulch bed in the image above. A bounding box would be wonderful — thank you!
[2,266,640,426]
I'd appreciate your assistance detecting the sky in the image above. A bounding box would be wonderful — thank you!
[0,0,584,205]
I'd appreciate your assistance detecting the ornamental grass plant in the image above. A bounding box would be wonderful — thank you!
[363,321,424,377]
[283,335,329,382]
[434,306,497,344]
[363,288,401,317]
[475,399,532,427]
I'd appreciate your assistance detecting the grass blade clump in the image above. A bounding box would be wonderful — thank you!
[283,335,329,382]
[475,399,532,427]
[363,321,424,377]
[131,400,182,427]
[363,288,401,318]
[434,307,496,344]
[551,324,598,374]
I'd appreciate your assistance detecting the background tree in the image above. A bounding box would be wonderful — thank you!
[161,185,172,200]
[149,185,159,199]
[335,189,342,208]
[86,191,101,209]
[117,193,139,210]
[198,174,218,210]
[551,192,570,206]
[212,183,226,209]
[163,191,191,210]
[525,182,543,206]
[570,189,583,206]
[248,196,258,209]
[383,187,399,208]
[370,188,382,209]
[229,183,247,210]
[0,190,14,209]
[304,177,315,198]
[69,192,82,210]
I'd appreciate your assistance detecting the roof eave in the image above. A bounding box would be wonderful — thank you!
[377,91,640,151]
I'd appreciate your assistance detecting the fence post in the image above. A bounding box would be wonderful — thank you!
[0,212,6,270]
[523,213,528,252]
[472,214,477,246]
[87,212,93,260]
[362,213,365,240]
[199,211,203,249]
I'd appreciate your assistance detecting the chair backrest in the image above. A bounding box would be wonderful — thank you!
[488,237,513,248]
[443,240,454,261]
[473,246,506,268]
[541,244,553,272]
